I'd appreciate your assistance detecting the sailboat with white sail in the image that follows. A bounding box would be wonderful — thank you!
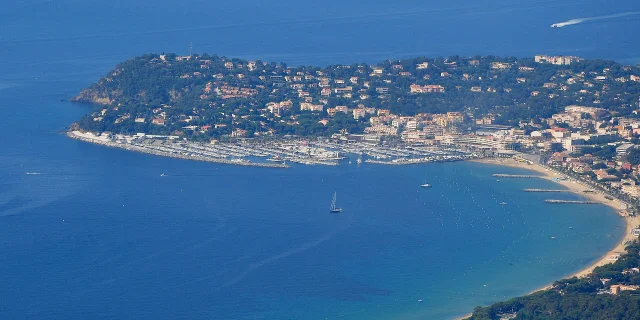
[420,173,431,188]
[329,192,342,213]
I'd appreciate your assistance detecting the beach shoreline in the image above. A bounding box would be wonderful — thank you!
[473,158,639,278]
[455,157,639,319]
[472,157,637,277]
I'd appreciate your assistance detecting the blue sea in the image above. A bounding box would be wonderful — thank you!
[0,0,637,319]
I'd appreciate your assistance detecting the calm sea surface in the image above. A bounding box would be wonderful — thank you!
[0,0,636,319]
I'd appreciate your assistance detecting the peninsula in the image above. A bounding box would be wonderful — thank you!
[70,53,640,168]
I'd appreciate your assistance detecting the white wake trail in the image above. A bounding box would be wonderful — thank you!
[551,11,640,28]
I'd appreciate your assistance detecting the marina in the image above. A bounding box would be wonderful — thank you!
[68,131,475,168]
[67,131,289,168]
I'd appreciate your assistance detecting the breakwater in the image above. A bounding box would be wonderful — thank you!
[493,174,543,178]
[365,157,467,166]
[67,131,289,168]
[545,199,600,204]
[524,189,570,192]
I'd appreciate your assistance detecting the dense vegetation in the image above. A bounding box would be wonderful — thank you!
[468,241,640,320]
[627,148,640,166]
[72,53,640,139]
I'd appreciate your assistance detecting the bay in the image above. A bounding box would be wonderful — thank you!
[0,0,634,318]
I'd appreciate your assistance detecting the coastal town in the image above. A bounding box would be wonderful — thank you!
[69,53,640,208]
[72,52,640,142]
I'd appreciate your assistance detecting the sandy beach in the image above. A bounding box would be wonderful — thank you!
[473,158,639,282]
[454,158,639,319]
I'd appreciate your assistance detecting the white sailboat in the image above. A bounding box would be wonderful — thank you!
[420,173,431,188]
[329,192,342,213]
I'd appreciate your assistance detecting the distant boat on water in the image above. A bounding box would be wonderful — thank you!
[25,172,41,175]
[420,173,431,188]
[160,172,167,177]
[329,192,342,213]
[500,202,507,205]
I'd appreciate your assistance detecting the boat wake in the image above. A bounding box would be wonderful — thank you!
[551,11,640,28]
[220,227,347,288]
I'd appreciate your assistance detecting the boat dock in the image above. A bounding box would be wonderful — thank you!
[493,174,543,178]
[524,189,570,192]
[68,131,477,168]
[544,199,599,204]
[67,131,290,168]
